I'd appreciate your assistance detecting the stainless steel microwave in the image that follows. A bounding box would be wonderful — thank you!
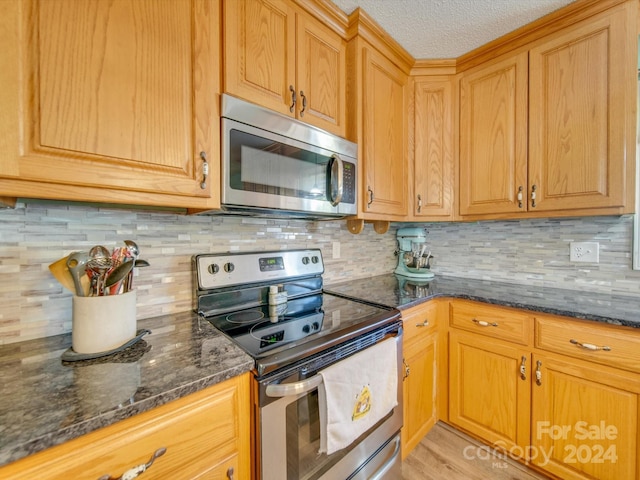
[220,94,358,218]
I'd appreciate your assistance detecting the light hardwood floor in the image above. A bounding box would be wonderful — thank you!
[402,422,550,480]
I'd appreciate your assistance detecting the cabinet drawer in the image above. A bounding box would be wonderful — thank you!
[2,374,250,480]
[402,301,438,343]
[535,315,640,374]
[449,300,532,346]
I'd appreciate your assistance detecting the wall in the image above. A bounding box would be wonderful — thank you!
[1,201,639,345]
[418,214,640,294]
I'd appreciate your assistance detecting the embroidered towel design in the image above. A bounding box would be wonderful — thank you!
[318,337,398,455]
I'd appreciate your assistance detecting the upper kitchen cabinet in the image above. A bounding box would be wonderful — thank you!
[410,75,455,220]
[224,0,347,137]
[459,51,528,217]
[0,0,220,209]
[459,0,637,220]
[528,2,635,213]
[345,9,412,223]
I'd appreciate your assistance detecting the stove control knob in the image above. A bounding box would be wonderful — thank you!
[302,324,311,334]
[207,263,219,275]
[224,262,235,273]
[302,257,310,265]
[312,321,320,331]
[311,256,319,264]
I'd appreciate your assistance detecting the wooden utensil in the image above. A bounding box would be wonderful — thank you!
[49,255,75,293]
[49,255,90,296]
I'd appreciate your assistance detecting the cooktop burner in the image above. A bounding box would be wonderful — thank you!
[226,310,266,324]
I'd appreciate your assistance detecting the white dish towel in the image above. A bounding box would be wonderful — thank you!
[318,337,398,455]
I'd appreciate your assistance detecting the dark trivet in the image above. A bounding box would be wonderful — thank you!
[61,329,151,362]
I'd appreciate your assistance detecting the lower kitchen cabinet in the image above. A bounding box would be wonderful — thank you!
[532,314,640,480]
[447,299,640,480]
[0,373,251,480]
[401,301,440,459]
[530,353,640,480]
[448,330,532,453]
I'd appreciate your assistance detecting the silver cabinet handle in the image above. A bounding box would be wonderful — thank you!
[415,319,429,327]
[517,185,523,208]
[417,194,422,213]
[266,374,322,397]
[299,90,306,117]
[535,360,542,386]
[97,447,166,480]
[403,359,410,379]
[530,184,537,207]
[226,466,234,480]
[328,154,344,206]
[570,339,611,351]
[472,318,498,327]
[520,356,527,380]
[200,151,209,189]
[367,186,374,207]
[289,85,296,112]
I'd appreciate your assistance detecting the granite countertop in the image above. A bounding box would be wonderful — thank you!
[324,274,640,328]
[0,311,253,468]
[4,274,640,469]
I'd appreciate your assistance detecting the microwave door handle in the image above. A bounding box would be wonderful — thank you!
[265,374,323,398]
[328,154,344,206]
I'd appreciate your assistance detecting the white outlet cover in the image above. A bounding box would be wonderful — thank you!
[570,242,599,263]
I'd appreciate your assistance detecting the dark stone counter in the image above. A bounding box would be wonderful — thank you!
[324,274,640,328]
[0,311,253,467]
[4,274,640,468]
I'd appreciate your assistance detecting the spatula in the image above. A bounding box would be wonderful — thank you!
[49,254,90,296]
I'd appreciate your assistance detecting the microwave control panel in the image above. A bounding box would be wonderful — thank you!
[342,162,356,204]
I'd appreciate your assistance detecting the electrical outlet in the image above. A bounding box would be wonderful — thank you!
[570,242,599,263]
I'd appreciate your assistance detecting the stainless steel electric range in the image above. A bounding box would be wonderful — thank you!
[193,249,403,480]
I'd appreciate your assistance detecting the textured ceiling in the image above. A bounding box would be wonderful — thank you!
[331,0,577,59]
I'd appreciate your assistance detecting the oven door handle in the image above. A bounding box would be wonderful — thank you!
[265,374,323,398]
[370,435,401,480]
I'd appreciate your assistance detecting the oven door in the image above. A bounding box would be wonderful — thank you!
[257,331,403,480]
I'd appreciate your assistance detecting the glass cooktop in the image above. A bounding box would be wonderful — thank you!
[204,293,396,360]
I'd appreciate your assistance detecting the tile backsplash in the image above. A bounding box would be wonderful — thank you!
[1,201,639,344]
[417,215,640,294]
[0,201,396,344]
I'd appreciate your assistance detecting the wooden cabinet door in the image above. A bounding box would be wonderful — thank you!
[403,330,438,460]
[361,45,408,217]
[0,0,218,206]
[528,3,635,212]
[531,353,640,480]
[459,52,528,216]
[449,331,531,453]
[401,302,439,459]
[224,0,296,116]
[412,76,454,219]
[296,10,346,136]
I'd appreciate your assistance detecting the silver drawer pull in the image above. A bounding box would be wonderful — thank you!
[472,319,498,327]
[415,320,429,327]
[98,447,166,480]
[570,339,611,352]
